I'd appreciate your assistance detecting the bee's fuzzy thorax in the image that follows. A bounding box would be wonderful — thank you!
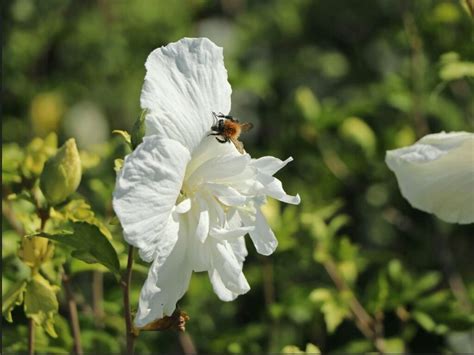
[223,120,241,139]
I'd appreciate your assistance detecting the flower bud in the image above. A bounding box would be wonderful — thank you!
[18,236,53,269]
[40,138,82,205]
[131,110,146,150]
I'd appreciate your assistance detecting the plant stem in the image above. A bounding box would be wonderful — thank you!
[2,200,26,236]
[178,332,197,354]
[324,259,385,353]
[465,0,474,17]
[122,245,136,355]
[62,272,83,355]
[28,318,35,355]
[92,271,105,327]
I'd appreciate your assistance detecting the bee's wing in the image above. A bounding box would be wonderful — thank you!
[230,137,245,154]
[239,122,254,132]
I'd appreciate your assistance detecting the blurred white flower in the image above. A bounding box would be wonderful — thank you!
[386,131,474,224]
[113,38,300,327]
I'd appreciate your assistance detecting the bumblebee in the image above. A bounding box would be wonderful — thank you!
[210,112,253,154]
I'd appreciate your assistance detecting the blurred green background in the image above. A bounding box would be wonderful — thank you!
[3,0,474,353]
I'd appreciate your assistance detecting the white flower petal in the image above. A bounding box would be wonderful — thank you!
[206,183,247,206]
[141,38,232,152]
[187,153,251,187]
[210,226,255,240]
[113,136,190,262]
[241,207,278,256]
[386,131,474,224]
[137,213,179,264]
[251,156,294,175]
[195,196,210,243]
[263,177,301,205]
[175,198,191,214]
[185,136,240,180]
[208,241,250,301]
[228,237,248,266]
[134,216,192,327]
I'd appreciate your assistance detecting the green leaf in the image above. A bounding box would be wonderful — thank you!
[52,199,113,240]
[440,61,474,81]
[305,343,321,354]
[321,299,347,333]
[131,109,147,149]
[22,133,58,178]
[383,338,405,353]
[79,150,101,171]
[2,143,24,184]
[30,222,120,277]
[328,214,350,236]
[2,279,28,322]
[339,117,376,157]
[412,272,441,295]
[112,130,132,147]
[414,290,450,311]
[109,216,120,225]
[24,274,59,338]
[281,345,304,354]
[309,288,332,304]
[114,158,124,173]
[412,311,436,331]
[295,86,321,122]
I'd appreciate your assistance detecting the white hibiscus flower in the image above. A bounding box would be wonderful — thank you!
[386,131,474,224]
[113,38,300,327]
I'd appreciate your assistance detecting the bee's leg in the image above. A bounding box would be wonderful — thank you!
[217,112,233,119]
[215,137,227,143]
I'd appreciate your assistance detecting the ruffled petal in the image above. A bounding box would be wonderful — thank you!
[113,136,190,262]
[228,237,248,266]
[206,183,247,206]
[186,153,251,187]
[251,156,294,176]
[208,241,250,301]
[244,207,279,256]
[134,215,192,327]
[141,38,232,153]
[386,131,474,224]
[195,196,210,243]
[262,177,301,205]
[210,226,254,240]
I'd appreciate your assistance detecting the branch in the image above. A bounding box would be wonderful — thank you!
[324,259,385,353]
[2,200,26,236]
[122,245,136,355]
[62,272,84,355]
[178,332,197,354]
[28,318,35,355]
[92,271,105,327]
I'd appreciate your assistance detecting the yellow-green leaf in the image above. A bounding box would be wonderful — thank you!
[131,109,147,149]
[2,279,28,322]
[114,158,124,173]
[24,274,59,338]
[30,222,120,277]
[112,130,132,146]
[52,199,113,240]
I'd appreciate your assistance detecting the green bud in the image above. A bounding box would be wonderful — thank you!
[40,138,82,205]
[131,109,147,149]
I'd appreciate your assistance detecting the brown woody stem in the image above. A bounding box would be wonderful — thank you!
[28,318,35,355]
[324,259,385,353]
[122,245,136,355]
[62,272,83,355]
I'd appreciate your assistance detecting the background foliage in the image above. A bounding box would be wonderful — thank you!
[3,0,474,353]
